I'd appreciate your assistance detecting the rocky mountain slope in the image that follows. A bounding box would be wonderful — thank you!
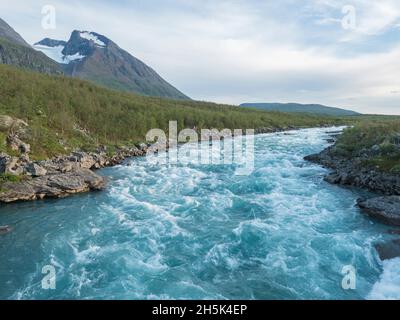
[34,30,190,100]
[0,18,62,74]
[0,18,30,47]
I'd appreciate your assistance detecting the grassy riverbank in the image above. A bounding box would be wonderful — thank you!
[0,64,352,160]
[333,118,400,173]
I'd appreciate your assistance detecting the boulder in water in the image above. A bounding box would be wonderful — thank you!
[0,225,12,235]
[357,196,400,226]
[375,239,400,261]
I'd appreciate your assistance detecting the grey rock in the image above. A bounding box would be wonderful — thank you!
[305,145,400,195]
[25,163,47,177]
[324,173,341,184]
[6,134,30,154]
[39,161,62,174]
[0,225,12,235]
[0,168,105,203]
[371,144,381,155]
[91,153,107,168]
[0,138,164,202]
[59,161,75,173]
[67,155,79,162]
[0,154,23,175]
[375,239,400,261]
[72,152,96,169]
[137,143,148,152]
[19,154,30,163]
[19,141,30,154]
[357,196,400,226]
[0,115,28,131]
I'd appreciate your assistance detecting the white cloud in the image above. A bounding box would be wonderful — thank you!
[313,0,400,35]
[0,0,399,114]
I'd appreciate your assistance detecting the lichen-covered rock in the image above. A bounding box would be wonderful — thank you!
[0,154,23,175]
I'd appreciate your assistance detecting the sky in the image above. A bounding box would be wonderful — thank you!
[1,0,400,114]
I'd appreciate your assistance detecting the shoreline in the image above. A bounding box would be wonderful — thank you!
[304,133,400,261]
[0,124,337,203]
[1,125,393,300]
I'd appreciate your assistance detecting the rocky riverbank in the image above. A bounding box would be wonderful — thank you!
[1,114,327,203]
[0,115,171,203]
[305,130,400,260]
[305,131,400,217]
[0,113,177,202]
[304,144,400,195]
[0,142,169,203]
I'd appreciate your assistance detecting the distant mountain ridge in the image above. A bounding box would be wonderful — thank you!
[240,102,361,116]
[34,30,190,100]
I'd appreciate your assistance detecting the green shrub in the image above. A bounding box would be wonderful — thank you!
[379,142,398,156]
[0,173,22,183]
[335,120,400,173]
[391,164,400,174]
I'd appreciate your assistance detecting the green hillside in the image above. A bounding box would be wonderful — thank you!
[240,102,360,116]
[0,64,348,160]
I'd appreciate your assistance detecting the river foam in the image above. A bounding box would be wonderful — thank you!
[0,127,396,299]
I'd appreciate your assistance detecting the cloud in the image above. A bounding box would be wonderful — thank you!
[1,0,399,114]
[312,0,400,35]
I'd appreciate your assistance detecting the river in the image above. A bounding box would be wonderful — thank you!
[0,127,398,299]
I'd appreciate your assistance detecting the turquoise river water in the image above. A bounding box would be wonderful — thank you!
[0,127,399,299]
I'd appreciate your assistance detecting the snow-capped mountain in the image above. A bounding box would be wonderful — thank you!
[34,30,189,100]
[34,32,106,64]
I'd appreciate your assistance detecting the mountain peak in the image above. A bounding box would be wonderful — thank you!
[74,30,109,47]
[33,29,189,100]
[61,30,108,58]
[34,30,110,65]
[35,38,66,47]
